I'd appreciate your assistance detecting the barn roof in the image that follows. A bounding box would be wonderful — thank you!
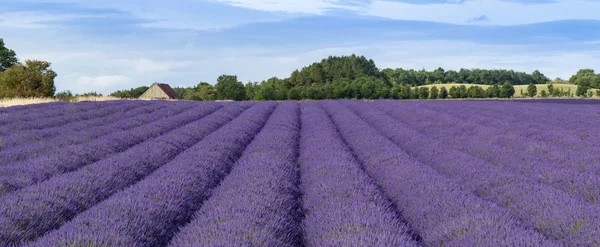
[156,83,180,99]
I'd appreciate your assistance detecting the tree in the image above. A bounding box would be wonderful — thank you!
[183,82,217,101]
[215,74,246,101]
[547,84,554,96]
[531,70,550,84]
[486,84,501,98]
[576,79,589,97]
[439,86,448,99]
[110,86,149,98]
[0,38,18,72]
[500,81,515,98]
[254,83,276,101]
[449,86,458,98]
[526,83,537,97]
[468,86,485,98]
[596,90,600,97]
[287,86,303,100]
[55,90,74,101]
[569,69,595,84]
[78,91,102,97]
[418,87,429,99]
[457,85,468,98]
[540,90,548,98]
[430,86,439,99]
[0,60,57,98]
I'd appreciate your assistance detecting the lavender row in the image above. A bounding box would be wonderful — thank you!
[168,101,298,247]
[0,102,177,165]
[319,100,558,247]
[344,100,600,246]
[0,103,254,245]
[298,101,419,247]
[431,100,600,147]
[0,101,67,116]
[0,101,121,125]
[0,102,67,123]
[0,103,222,197]
[418,101,600,153]
[28,102,274,247]
[411,102,600,174]
[375,102,600,205]
[0,101,168,150]
[0,100,141,133]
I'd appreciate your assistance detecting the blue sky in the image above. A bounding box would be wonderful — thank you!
[1,0,600,94]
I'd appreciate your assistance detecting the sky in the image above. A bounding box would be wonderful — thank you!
[1,0,600,94]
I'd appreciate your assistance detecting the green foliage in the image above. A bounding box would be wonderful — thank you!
[540,90,548,98]
[0,60,57,98]
[55,90,75,102]
[0,38,18,73]
[429,86,439,99]
[287,86,303,100]
[448,86,458,98]
[500,81,515,98]
[384,67,548,86]
[244,82,256,100]
[110,86,149,99]
[78,91,103,97]
[215,75,246,100]
[439,86,448,99]
[172,87,187,99]
[596,90,600,97]
[526,83,537,97]
[547,84,554,96]
[531,70,550,84]
[289,54,381,87]
[486,84,501,98]
[467,86,486,98]
[418,87,429,99]
[569,69,595,84]
[576,79,589,97]
[183,82,217,101]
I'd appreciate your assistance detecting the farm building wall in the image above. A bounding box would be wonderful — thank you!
[140,84,172,100]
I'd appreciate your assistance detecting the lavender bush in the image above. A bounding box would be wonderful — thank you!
[30,102,276,247]
[0,99,596,247]
[298,101,419,247]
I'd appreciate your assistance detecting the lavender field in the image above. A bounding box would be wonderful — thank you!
[0,99,599,247]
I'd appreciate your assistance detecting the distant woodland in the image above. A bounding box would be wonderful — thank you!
[1,38,599,100]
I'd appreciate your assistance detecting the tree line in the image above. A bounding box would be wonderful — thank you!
[1,38,598,100]
[132,55,550,101]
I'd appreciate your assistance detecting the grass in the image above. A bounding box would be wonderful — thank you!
[416,83,599,98]
[0,96,129,108]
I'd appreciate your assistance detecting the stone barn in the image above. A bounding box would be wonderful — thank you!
[139,83,180,100]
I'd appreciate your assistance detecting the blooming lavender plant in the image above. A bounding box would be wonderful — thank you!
[0,103,222,197]
[0,103,251,245]
[0,101,165,150]
[319,100,560,247]
[298,101,419,247]
[373,101,600,205]
[29,102,277,247]
[0,102,173,164]
[0,100,135,135]
[168,101,301,247]
[345,100,600,246]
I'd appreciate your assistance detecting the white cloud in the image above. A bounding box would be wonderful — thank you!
[364,0,600,25]
[215,0,360,15]
[215,0,600,25]
[0,11,95,29]
[75,75,131,88]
